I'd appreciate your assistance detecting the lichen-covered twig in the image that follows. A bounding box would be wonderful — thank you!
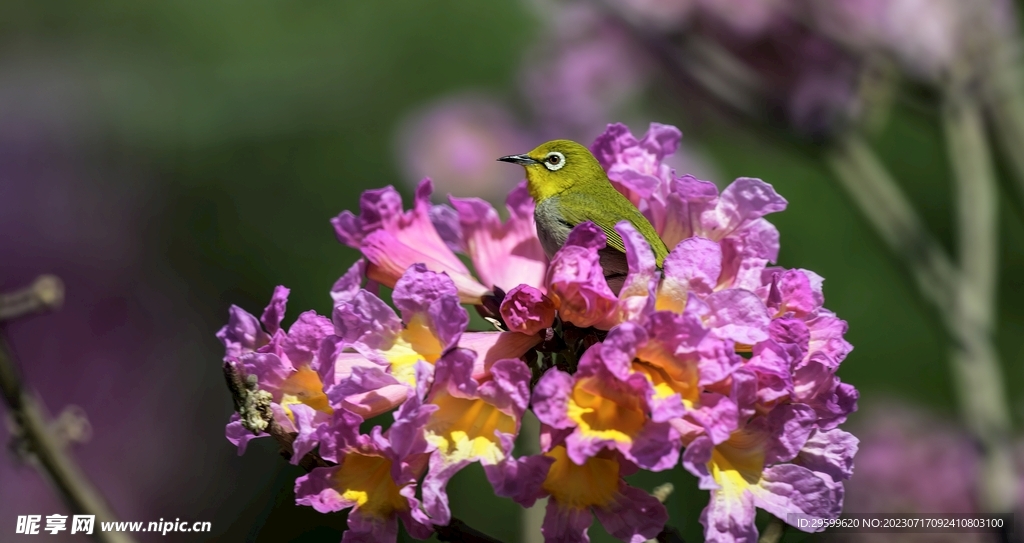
[0,276,136,543]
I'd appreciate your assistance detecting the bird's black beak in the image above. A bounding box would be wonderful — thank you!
[497,154,540,166]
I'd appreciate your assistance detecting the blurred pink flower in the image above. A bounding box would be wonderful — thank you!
[395,94,533,202]
[811,0,1016,81]
[521,4,651,141]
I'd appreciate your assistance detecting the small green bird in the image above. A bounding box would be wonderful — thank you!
[498,140,669,291]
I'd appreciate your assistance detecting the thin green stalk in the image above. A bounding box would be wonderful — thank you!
[983,39,1024,218]
[758,515,785,543]
[519,411,545,543]
[830,124,1017,516]
[942,91,1018,514]
[826,135,959,322]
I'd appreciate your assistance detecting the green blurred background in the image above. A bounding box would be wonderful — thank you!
[1,1,1022,542]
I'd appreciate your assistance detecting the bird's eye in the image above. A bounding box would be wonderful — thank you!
[543,151,566,171]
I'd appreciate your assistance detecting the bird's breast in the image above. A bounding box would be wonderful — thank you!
[534,197,573,260]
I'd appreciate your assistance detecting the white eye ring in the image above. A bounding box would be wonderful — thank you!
[543,151,566,171]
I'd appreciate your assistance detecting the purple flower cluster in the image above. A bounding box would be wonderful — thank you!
[219,122,858,543]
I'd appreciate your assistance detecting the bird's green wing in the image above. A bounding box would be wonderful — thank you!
[558,189,669,265]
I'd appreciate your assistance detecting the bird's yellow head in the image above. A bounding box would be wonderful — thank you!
[498,139,607,202]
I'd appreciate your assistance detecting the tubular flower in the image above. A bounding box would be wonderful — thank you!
[394,93,533,202]
[295,404,434,543]
[334,178,549,304]
[333,179,489,303]
[419,348,534,524]
[512,443,668,543]
[601,311,744,447]
[218,286,335,459]
[683,406,856,543]
[449,181,549,294]
[322,264,538,419]
[531,339,680,472]
[321,263,467,418]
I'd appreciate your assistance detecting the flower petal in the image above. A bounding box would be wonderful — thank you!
[332,186,404,248]
[657,237,722,313]
[542,498,593,543]
[593,482,669,543]
[615,221,658,323]
[331,259,368,305]
[393,264,468,351]
[682,435,716,489]
[486,438,557,507]
[295,466,355,513]
[687,393,740,445]
[327,364,408,418]
[217,305,270,360]
[704,288,770,344]
[661,175,720,249]
[702,177,787,241]
[332,290,402,355]
[699,483,758,543]
[362,229,489,304]
[459,331,542,380]
[532,369,576,430]
[340,180,488,303]
[763,403,817,464]
[289,404,329,464]
[750,464,841,530]
[280,310,333,369]
[547,223,618,329]
[430,203,465,254]
[225,414,264,455]
[450,181,548,293]
[797,428,858,482]
[260,285,290,335]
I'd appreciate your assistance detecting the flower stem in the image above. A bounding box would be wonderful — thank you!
[0,275,64,321]
[519,411,546,543]
[826,135,959,320]
[829,117,1018,519]
[0,277,136,543]
[942,88,1018,515]
[758,515,785,543]
[982,35,1024,219]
